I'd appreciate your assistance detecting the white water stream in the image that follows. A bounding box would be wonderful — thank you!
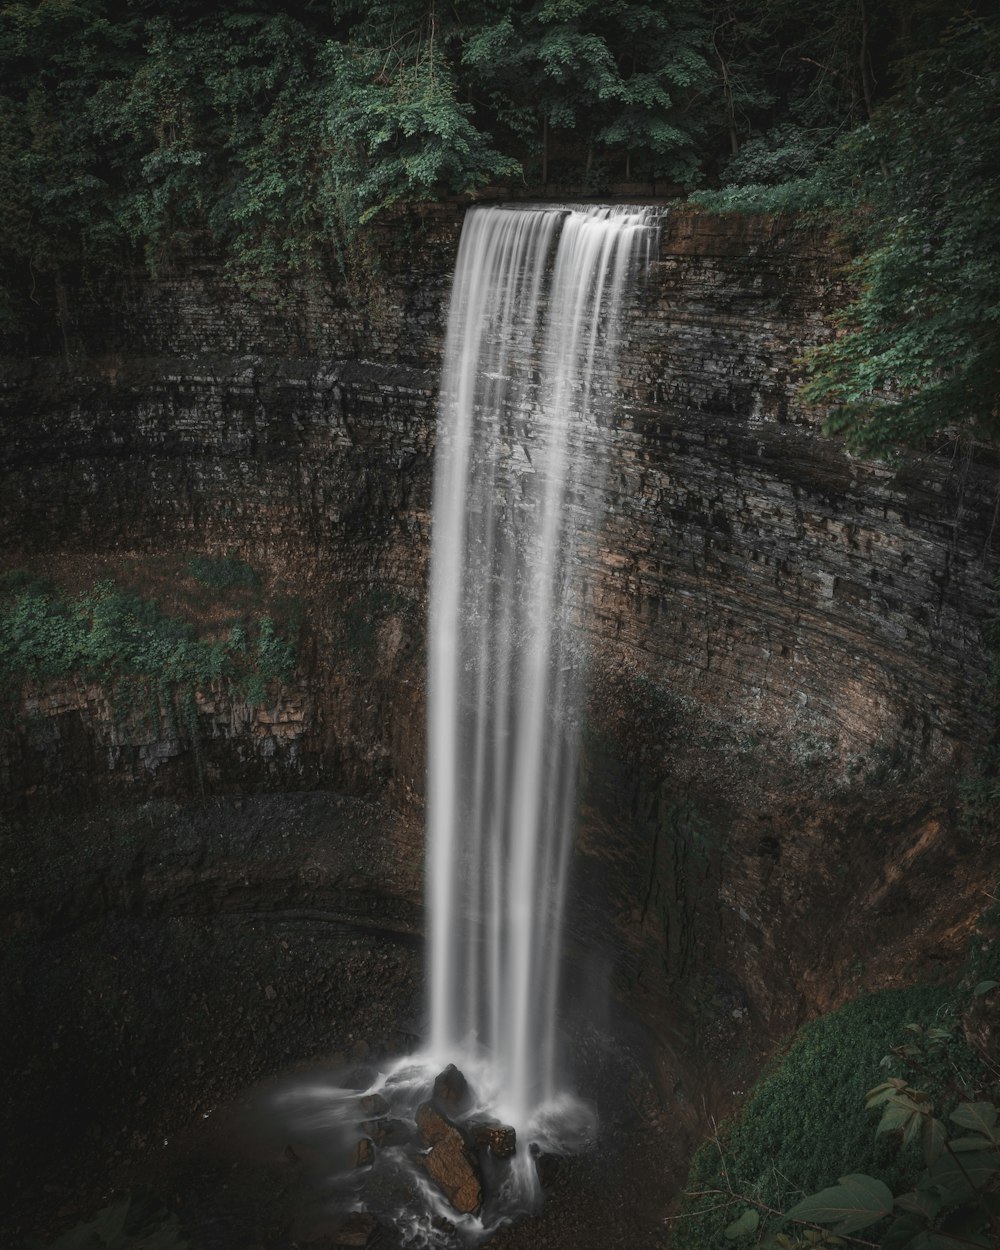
[245,206,660,1246]
[426,204,660,1136]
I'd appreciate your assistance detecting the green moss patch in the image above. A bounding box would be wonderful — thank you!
[672,986,955,1250]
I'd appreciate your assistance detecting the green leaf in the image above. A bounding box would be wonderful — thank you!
[878,1102,919,1135]
[972,980,999,996]
[926,1235,992,1250]
[865,1079,908,1108]
[947,1135,995,1152]
[922,1117,947,1166]
[724,1208,761,1240]
[895,1189,942,1220]
[924,1149,999,1198]
[949,1103,999,1142]
[903,1110,923,1151]
[785,1174,894,1235]
[882,1211,933,1250]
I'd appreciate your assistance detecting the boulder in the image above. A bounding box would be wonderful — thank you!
[359,1092,390,1117]
[415,1101,482,1215]
[432,1063,471,1113]
[469,1120,516,1159]
[351,1137,375,1168]
[360,1116,411,1148]
[329,1212,379,1247]
[343,1065,377,1091]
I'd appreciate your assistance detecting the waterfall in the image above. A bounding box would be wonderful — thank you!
[426,204,659,1133]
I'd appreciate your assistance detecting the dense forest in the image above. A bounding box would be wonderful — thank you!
[1,0,998,449]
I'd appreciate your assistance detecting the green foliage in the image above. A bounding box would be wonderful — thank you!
[0,576,296,720]
[725,1208,761,1240]
[464,0,712,184]
[339,586,417,670]
[785,1173,893,1236]
[2,0,996,458]
[323,39,517,233]
[675,919,1000,1250]
[0,0,700,318]
[672,987,953,1250]
[696,8,1000,453]
[186,550,259,592]
[778,1084,1000,1247]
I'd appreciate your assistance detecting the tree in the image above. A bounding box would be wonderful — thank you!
[696,7,1000,453]
[463,0,712,187]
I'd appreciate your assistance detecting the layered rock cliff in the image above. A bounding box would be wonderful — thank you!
[2,203,998,1235]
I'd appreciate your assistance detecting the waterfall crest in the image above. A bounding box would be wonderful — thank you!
[426,204,659,1131]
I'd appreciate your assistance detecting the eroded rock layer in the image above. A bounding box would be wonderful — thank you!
[2,202,997,1182]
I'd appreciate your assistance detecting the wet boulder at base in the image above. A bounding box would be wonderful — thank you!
[415,1101,483,1216]
[310,1211,379,1248]
[431,1063,472,1113]
[359,1092,390,1117]
[360,1116,412,1148]
[469,1120,517,1159]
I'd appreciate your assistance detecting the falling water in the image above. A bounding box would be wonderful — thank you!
[426,204,659,1135]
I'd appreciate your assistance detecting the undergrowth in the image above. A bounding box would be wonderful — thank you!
[186,551,260,593]
[0,575,296,725]
[671,986,958,1250]
[672,890,1000,1249]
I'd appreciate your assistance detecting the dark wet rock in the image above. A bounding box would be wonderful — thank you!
[352,1137,375,1168]
[361,1117,411,1148]
[532,1150,562,1187]
[359,1092,390,1117]
[469,1121,516,1159]
[329,1212,379,1247]
[415,1101,482,1216]
[432,1063,471,1113]
[344,1065,377,1090]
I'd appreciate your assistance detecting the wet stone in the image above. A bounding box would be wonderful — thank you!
[469,1120,516,1159]
[352,1137,375,1168]
[360,1116,411,1148]
[432,1063,471,1113]
[331,1212,379,1247]
[343,1065,377,1090]
[415,1101,482,1216]
[532,1149,562,1187]
[359,1092,390,1117]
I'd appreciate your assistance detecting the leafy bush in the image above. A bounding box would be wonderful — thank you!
[0,577,296,716]
[695,12,1000,454]
[672,987,954,1250]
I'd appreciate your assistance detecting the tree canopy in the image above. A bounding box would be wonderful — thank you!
[1,0,997,450]
[697,6,1000,453]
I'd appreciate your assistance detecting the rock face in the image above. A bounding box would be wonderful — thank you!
[1,208,994,811]
[2,202,998,1193]
[415,1101,483,1216]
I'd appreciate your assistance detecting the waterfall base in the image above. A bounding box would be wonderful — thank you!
[241,1053,598,1246]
